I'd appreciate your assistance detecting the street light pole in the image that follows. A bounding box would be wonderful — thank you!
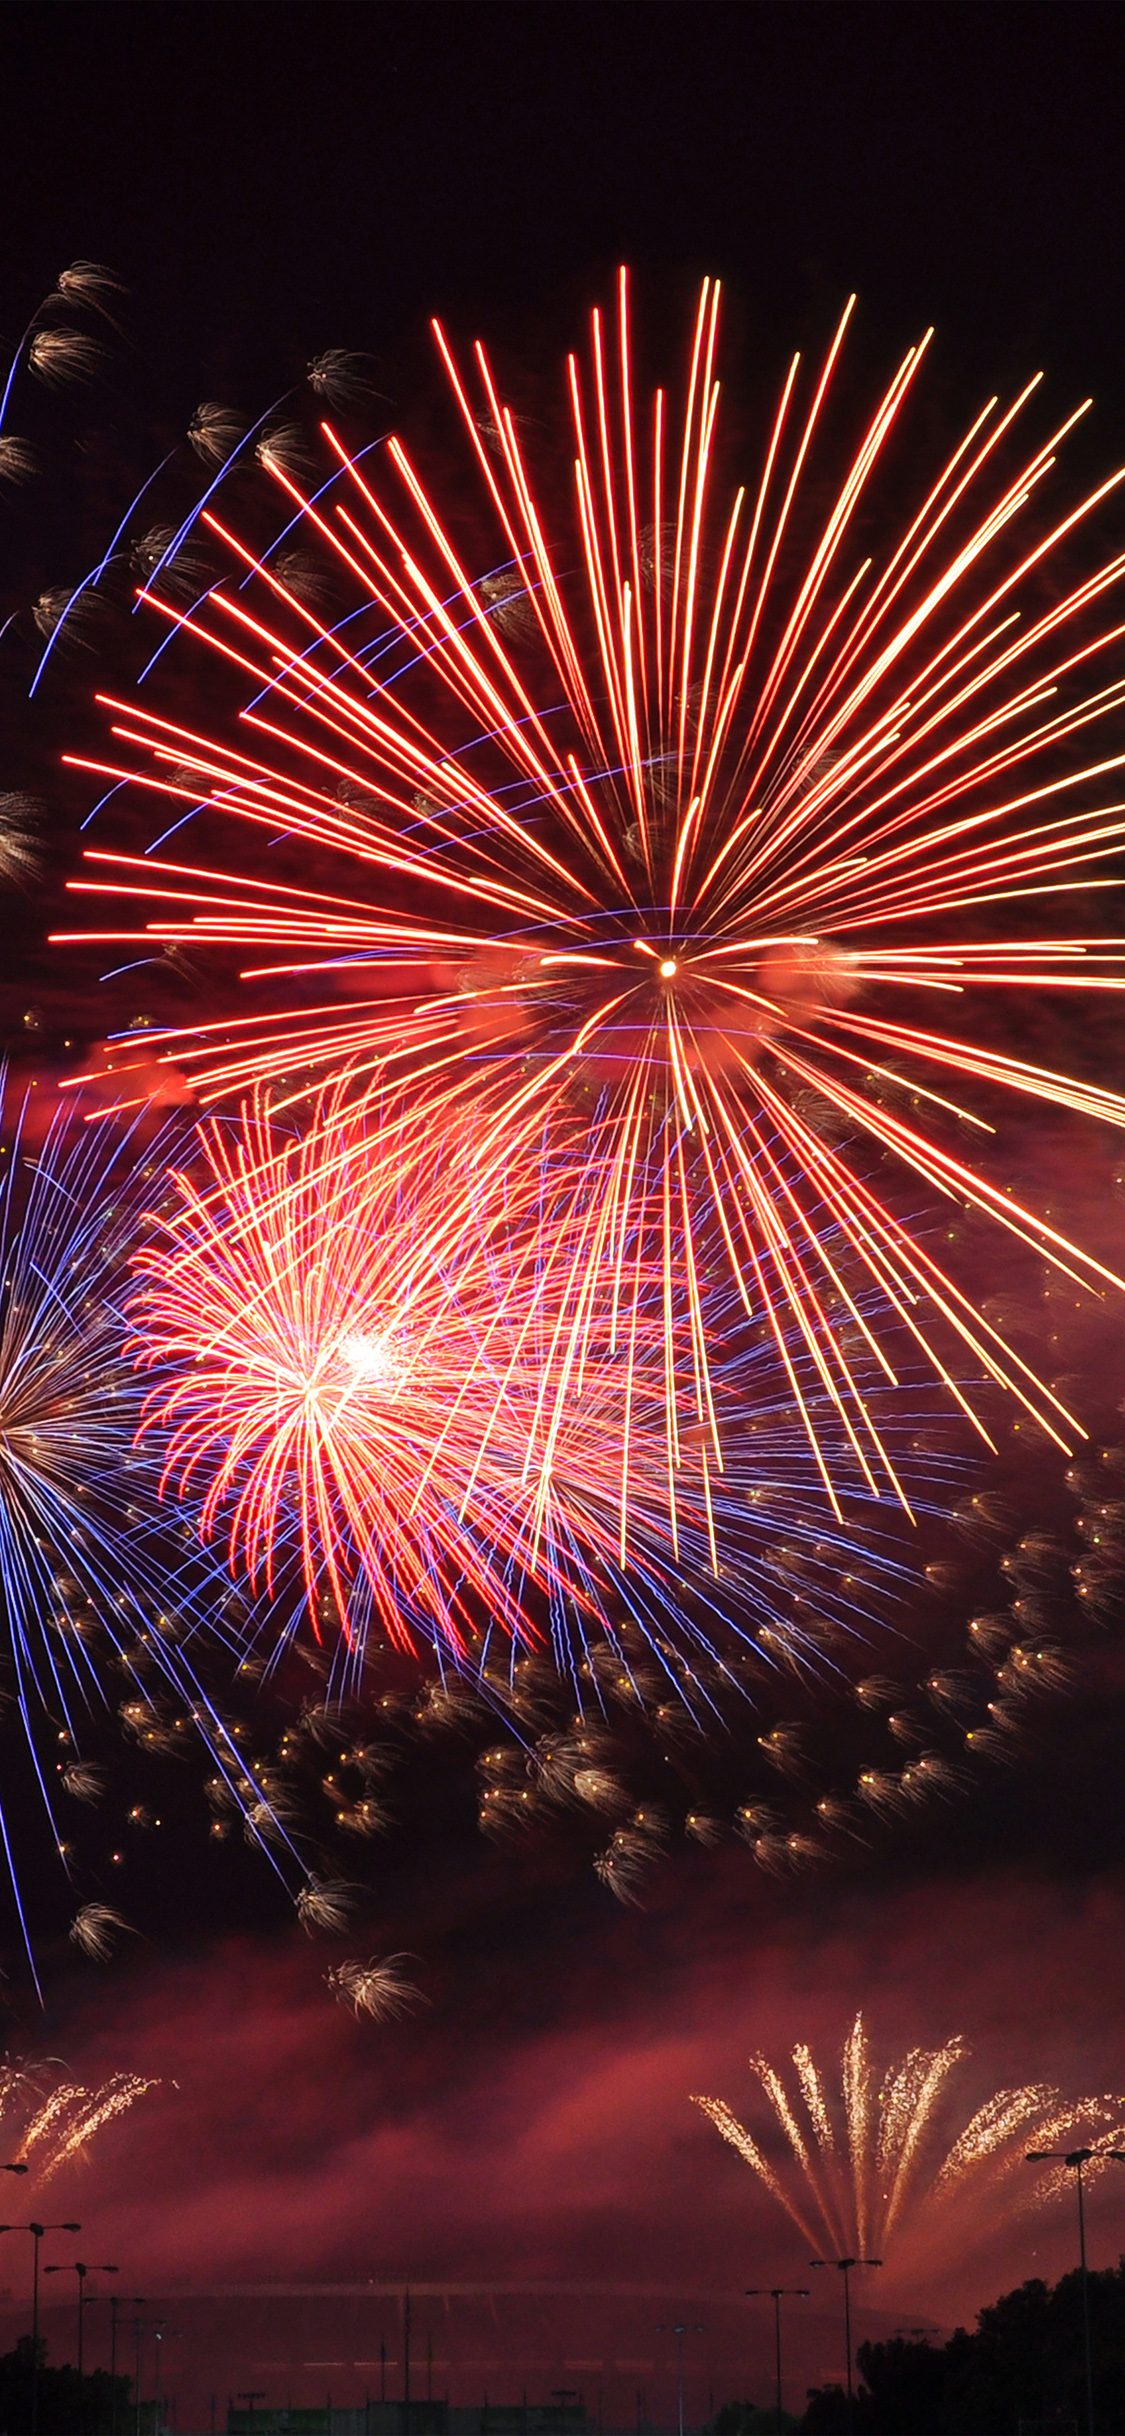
[1026,2147,1125,2436]
[107,2296,145,2436]
[403,2288,411,2436]
[0,2217,82,2436]
[132,2316,165,2436]
[656,2323,704,2436]
[746,2289,809,2435]
[809,2258,882,2431]
[44,2261,119,2384]
[45,2256,119,2436]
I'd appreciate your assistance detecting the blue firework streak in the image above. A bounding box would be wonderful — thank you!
[465,1353,967,1735]
[0,1082,293,1984]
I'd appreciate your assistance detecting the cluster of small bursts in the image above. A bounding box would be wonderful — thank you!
[1,263,1125,2008]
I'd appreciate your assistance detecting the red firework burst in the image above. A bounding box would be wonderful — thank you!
[63,274,1125,1518]
[128,1088,685,1659]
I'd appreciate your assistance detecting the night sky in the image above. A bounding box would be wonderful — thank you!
[3,3,1125,2426]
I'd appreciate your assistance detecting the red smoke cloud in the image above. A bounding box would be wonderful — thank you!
[11,1854,1124,2426]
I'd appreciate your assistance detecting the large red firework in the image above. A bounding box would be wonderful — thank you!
[64,275,1125,1519]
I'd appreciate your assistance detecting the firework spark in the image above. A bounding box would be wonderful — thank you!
[326,1953,423,2019]
[0,2056,155,2186]
[68,1902,136,1961]
[51,263,126,328]
[0,262,120,438]
[59,273,1125,1537]
[0,438,36,486]
[693,2012,1125,2266]
[0,794,43,886]
[26,331,107,393]
[297,1874,358,1934]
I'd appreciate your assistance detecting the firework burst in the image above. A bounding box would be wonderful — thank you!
[128,1086,647,1668]
[0,1082,293,1980]
[326,1953,423,2019]
[68,1902,136,1962]
[59,274,1125,1541]
[127,1075,971,1717]
[693,2012,1125,2269]
[0,2055,155,2186]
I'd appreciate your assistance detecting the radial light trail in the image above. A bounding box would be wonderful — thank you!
[57,273,1125,1528]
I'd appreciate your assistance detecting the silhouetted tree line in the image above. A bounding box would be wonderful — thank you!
[711,2259,1125,2436]
[0,2334,131,2435]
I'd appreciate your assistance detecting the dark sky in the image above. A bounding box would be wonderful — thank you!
[3,2,1125,2418]
[4,3,1125,412]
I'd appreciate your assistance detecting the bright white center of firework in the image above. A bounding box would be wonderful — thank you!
[659,959,677,979]
[338,1331,400,1386]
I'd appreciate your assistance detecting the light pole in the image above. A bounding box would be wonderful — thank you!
[0,2219,82,2436]
[155,2329,183,2433]
[656,2323,704,2436]
[1026,2146,1125,2436]
[809,2258,881,2427]
[132,2315,166,2436]
[745,2288,809,2435]
[44,2262,119,2383]
[403,2288,412,2436]
[97,2294,145,2436]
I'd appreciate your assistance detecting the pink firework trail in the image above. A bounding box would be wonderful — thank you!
[62,274,1125,1533]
